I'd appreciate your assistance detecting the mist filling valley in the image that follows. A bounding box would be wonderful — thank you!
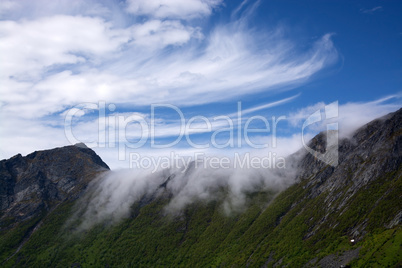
[71,152,302,231]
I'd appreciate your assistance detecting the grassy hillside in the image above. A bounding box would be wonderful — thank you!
[2,166,400,267]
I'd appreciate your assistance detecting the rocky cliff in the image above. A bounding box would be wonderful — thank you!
[294,108,401,237]
[0,143,109,228]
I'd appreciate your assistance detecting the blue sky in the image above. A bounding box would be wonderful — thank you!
[0,0,401,169]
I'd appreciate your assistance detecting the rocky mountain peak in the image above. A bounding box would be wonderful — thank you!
[0,144,109,227]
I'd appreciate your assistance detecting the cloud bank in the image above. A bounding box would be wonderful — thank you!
[73,156,298,230]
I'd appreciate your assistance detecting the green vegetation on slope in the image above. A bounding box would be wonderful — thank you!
[1,166,400,267]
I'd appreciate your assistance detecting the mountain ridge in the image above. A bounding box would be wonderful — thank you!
[0,108,401,267]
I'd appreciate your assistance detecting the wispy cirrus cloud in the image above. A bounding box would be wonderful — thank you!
[0,0,338,119]
[360,6,382,14]
[288,94,401,138]
[0,0,340,163]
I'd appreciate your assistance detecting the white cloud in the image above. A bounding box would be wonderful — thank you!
[130,20,202,48]
[0,0,341,164]
[73,145,298,229]
[360,6,382,14]
[1,93,398,171]
[0,15,130,80]
[0,12,338,120]
[288,95,401,138]
[0,0,116,20]
[96,31,336,106]
[0,0,19,14]
[125,0,222,20]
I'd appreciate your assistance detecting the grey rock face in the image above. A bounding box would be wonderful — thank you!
[0,144,109,227]
[308,108,399,191]
[293,108,401,241]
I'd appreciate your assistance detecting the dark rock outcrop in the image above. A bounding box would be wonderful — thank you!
[0,143,109,227]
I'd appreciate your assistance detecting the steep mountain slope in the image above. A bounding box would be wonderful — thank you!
[0,109,401,267]
[0,143,109,263]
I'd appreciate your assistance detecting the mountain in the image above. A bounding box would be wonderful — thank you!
[0,143,109,263]
[0,143,109,223]
[0,109,401,267]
